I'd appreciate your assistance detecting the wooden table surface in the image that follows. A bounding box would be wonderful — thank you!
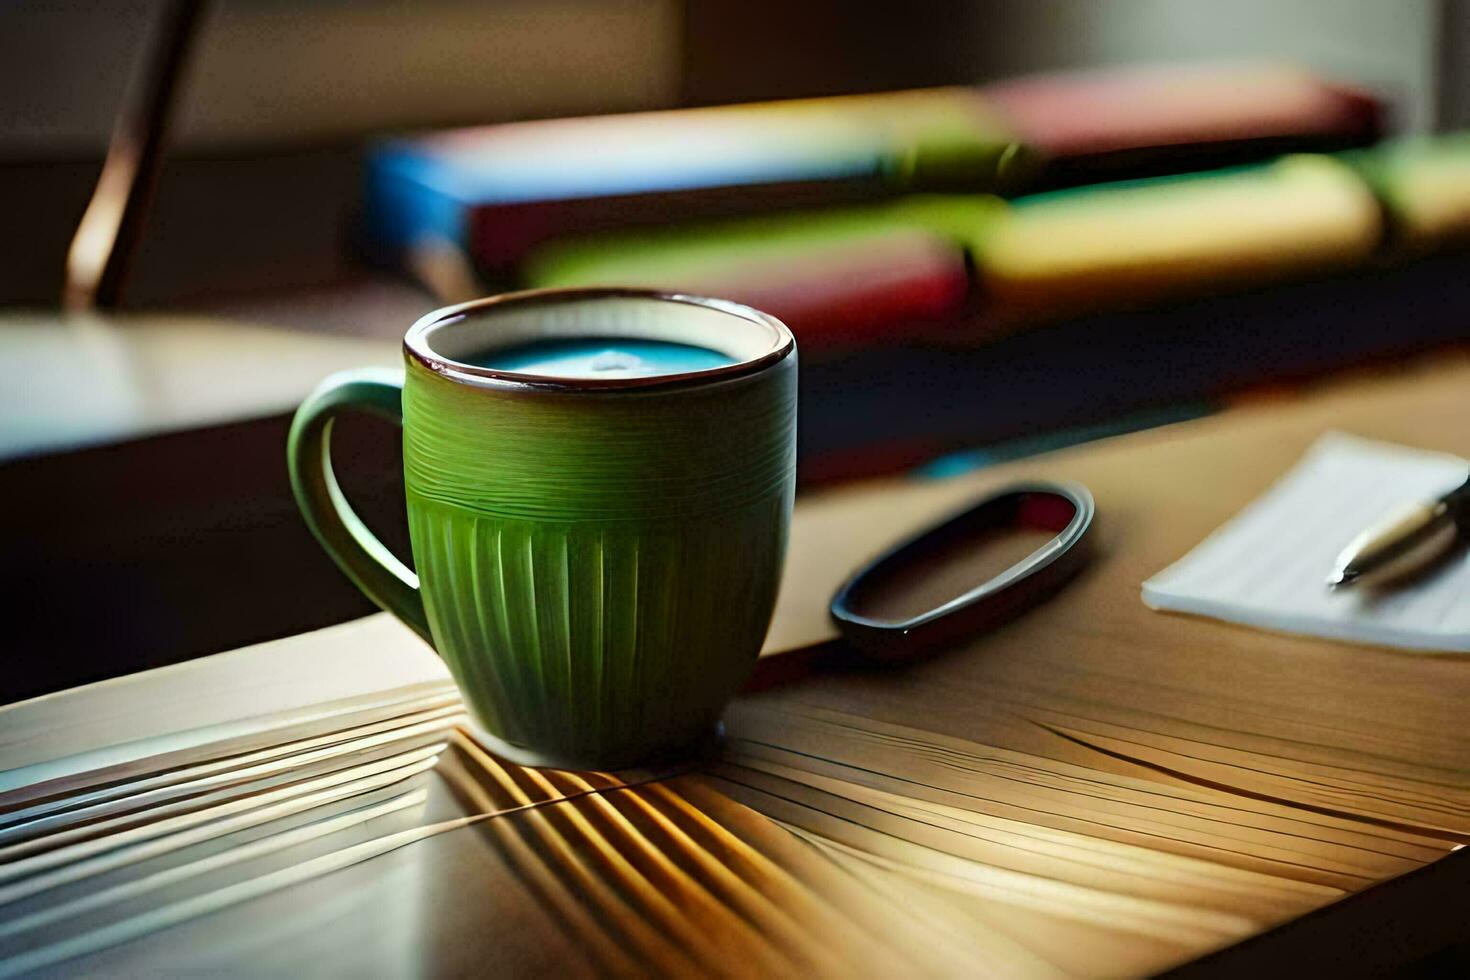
[16,353,1470,977]
[0,311,398,463]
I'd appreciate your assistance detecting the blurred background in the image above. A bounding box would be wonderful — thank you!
[3,0,1469,700]
[4,0,1465,307]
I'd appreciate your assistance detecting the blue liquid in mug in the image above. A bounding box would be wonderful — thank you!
[469,338,736,380]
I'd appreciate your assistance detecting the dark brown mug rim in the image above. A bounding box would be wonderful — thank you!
[403,287,796,392]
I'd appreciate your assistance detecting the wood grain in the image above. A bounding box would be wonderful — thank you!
[6,354,1469,976]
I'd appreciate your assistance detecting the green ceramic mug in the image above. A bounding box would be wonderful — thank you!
[288,289,797,769]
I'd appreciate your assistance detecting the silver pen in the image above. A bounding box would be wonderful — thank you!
[1327,474,1470,589]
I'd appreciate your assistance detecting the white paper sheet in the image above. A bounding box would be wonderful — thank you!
[1142,432,1470,652]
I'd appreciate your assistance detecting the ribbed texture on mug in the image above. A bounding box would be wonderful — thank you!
[409,498,787,765]
[403,359,796,522]
[401,352,796,766]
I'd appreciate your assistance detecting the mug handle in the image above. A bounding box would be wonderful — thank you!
[287,368,432,642]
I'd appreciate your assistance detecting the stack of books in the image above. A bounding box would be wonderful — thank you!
[352,63,1470,483]
[361,63,1383,296]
